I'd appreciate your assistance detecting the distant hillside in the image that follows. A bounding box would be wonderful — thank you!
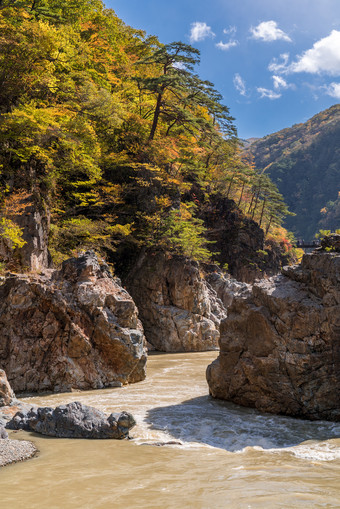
[239,137,260,149]
[247,104,340,239]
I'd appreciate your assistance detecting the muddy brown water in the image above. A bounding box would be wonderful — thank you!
[1,352,340,508]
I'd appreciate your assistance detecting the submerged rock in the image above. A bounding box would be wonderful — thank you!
[7,401,135,439]
[126,253,229,352]
[207,251,340,421]
[0,251,147,393]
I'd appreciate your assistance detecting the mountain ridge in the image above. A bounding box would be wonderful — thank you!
[246,104,340,238]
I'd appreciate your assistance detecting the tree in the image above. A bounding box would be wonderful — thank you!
[136,41,200,141]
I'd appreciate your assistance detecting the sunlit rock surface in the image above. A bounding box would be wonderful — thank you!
[207,250,340,421]
[0,251,147,393]
[127,253,232,352]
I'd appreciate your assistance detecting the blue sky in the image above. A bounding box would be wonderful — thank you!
[106,0,340,139]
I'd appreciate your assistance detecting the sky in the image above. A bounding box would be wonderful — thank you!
[106,0,340,139]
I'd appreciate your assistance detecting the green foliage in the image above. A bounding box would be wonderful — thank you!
[49,216,132,264]
[0,0,294,269]
[162,206,211,261]
[0,217,26,249]
[315,229,331,239]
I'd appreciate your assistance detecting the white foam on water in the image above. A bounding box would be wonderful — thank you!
[24,352,340,460]
[284,441,340,462]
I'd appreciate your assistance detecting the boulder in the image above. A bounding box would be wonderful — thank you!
[126,253,228,352]
[7,401,135,439]
[0,251,147,393]
[207,251,340,421]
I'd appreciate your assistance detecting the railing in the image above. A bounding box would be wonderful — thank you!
[295,240,321,249]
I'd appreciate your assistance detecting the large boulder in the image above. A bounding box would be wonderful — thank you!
[207,251,340,421]
[7,401,135,439]
[126,253,229,352]
[0,251,147,393]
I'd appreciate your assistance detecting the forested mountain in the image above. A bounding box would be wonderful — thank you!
[0,0,296,278]
[246,105,340,239]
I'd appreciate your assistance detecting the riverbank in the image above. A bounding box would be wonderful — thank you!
[0,436,37,467]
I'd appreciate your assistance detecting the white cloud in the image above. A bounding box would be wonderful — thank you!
[268,53,290,73]
[216,40,238,51]
[290,30,340,75]
[325,82,340,99]
[272,75,295,90]
[251,21,291,42]
[273,75,288,89]
[233,74,247,96]
[223,26,237,36]
[257,87,281,100]
[189,22,215,43]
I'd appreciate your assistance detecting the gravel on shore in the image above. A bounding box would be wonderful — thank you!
[0,438,37,467]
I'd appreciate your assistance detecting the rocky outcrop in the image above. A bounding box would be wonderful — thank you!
[204,269,250,309]
[207,251,340,421]
[0,251,147,393]
[0,194,50,271]
[16,197,50,270]
[201,196,291,283]
[126,253,229,352]
[7,401,136,439]
[320,233,340,252]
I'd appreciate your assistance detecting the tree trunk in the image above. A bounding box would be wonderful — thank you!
[265,215,273,235]
[226,176,234,198]
[238,181,245,207]
[148,92,163,141]
[259,198,266,227]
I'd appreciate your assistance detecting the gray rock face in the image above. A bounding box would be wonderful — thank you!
[0,251,147,393]
[126,253,229,352]
[7,401,135,439]
[17,199,50,270]
[207,252,340,421]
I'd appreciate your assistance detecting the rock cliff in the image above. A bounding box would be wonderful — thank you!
[0,251,147,393]
[207,249,340,421]
[201,196,291,283]
[126,253,231,352]
[0,194,50,271]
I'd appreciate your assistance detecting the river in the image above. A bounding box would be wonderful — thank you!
[1,352,340,508]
